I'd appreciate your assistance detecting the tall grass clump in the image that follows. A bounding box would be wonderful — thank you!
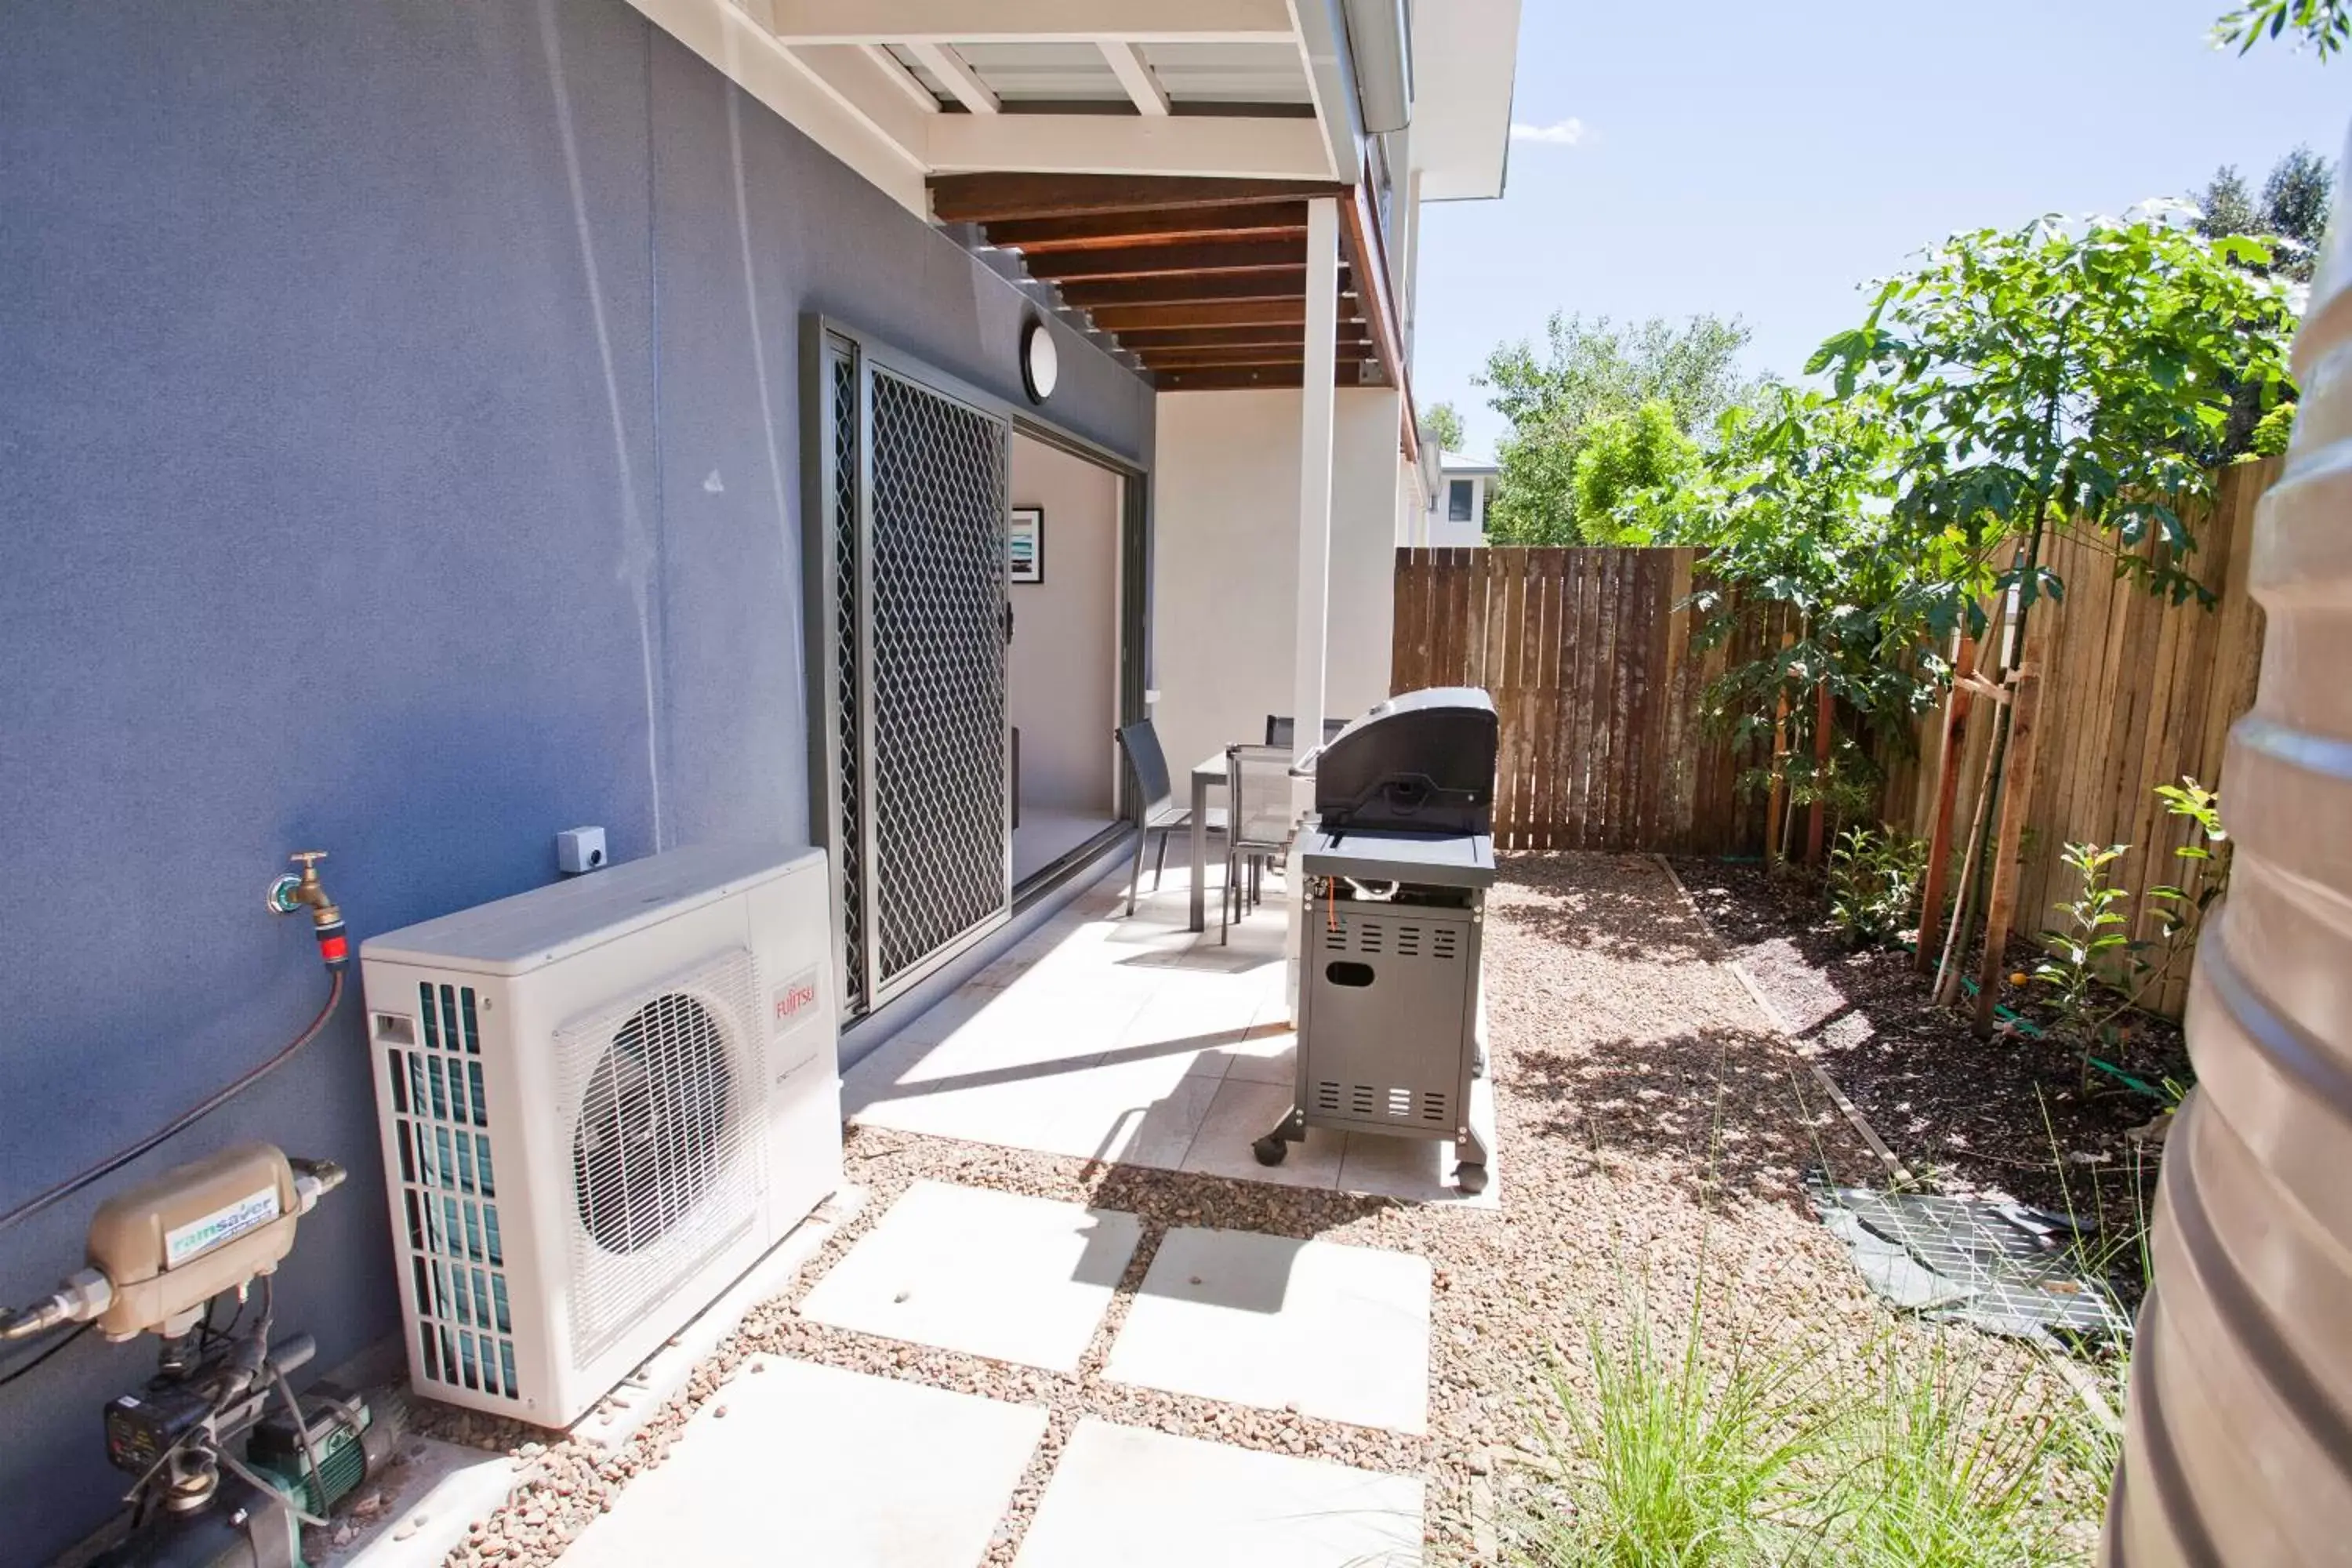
[1514,1286,1837,1566]
[1512,1287,2114,1567]
[1828,1335,2085,1568]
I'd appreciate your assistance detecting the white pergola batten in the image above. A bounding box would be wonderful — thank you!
[927,116,1330,180]
[754,0,1297,45]
[641,0,1341,211]
[1098,42,1172,117]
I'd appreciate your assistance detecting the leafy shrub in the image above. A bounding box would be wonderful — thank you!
[2032,777,2229,1086]
[1828,826,1929,946]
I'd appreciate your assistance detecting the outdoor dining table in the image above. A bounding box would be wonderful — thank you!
[1186,750,1225,934]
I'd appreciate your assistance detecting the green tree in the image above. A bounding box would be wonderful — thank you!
[1811,211,2295,1018]
[2262,144,2336,278]
[1570,400,1701,544]
[2213,0,2349,56]
[2195,165,2259,239]
[1422,401,1465,453]
[1475,314,1755,544]
[1685,387,1944,817]
[2197,147,2336,280]
[1813,211,2296,619]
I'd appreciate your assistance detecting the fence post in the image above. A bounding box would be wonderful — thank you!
[1973,661,2042,1035]
[1806,680,1832,864]
[1915,637,1978,972]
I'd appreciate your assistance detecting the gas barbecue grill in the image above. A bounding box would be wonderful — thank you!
[1254,687,1498,1194]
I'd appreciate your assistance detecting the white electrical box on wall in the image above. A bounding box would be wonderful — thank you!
[555,826,607,874]
[358,844,840,1427]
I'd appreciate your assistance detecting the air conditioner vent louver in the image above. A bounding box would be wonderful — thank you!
[390,980,521,1403]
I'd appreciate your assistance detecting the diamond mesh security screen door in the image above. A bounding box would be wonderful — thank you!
[813,332,1012,1017]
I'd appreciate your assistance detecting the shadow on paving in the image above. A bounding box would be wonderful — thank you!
[1513,1027,1851,1210]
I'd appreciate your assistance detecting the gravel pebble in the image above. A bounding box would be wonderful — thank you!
[412,854,1973,1567]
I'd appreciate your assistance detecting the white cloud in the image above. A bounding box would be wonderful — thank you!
[1509,118,1587,146]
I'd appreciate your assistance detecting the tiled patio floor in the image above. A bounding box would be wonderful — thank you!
[842,861,1500,1207]
[561,1185,1429,1568]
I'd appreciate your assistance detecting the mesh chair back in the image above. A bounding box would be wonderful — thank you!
[1264,715,1351,750]
[1226,745,1294,850]
[1116,720,1174,820]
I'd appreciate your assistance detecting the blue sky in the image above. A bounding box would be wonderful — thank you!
[1414,0,2348,458]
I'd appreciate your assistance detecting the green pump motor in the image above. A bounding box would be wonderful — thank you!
[91,1382,396,1568]
[246,1382,400,1524]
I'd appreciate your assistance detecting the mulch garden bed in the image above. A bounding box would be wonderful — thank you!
[1668,855,2185,1292]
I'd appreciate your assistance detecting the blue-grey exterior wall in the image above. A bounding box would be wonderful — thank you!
[0,2,1152,1556]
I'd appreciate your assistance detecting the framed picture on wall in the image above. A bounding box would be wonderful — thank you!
[1009,506,1044,584]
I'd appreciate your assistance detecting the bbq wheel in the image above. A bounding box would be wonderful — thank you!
[1252,1134,1290,1167]
[1454,1163,1489,1196]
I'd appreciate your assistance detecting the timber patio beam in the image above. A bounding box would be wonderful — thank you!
[1022,239,1303,281]
[758,0,1298,45]
[1334,176,1415,458]
[1152,365,1376,390]
[929,173,1341,223]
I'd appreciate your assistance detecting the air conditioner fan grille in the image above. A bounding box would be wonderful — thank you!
[558,949,766,1363]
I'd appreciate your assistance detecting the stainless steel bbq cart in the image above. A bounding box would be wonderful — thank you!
[1254,688,1498,1194]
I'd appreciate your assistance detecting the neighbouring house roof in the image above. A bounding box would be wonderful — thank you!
[1438,451,1500,477]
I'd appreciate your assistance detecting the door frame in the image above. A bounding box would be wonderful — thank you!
[800,313,1150,1022]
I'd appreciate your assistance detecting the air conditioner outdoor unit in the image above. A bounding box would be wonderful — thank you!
[358,843,841,1427]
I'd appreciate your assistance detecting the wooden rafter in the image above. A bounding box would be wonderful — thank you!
[1022,239,1302,281]
[1054,270,1327,308]
[980,201,1309,252]
[1085,298,1307,330]
[925,172,1378,391]
[1111,324,1367,350]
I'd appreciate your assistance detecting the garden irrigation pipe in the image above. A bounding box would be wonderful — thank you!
[0,971,347,1238]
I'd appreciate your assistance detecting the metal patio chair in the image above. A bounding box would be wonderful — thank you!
[1114,719,1222,917]
[1222,743,1296,943]
[1263,714,1351,752]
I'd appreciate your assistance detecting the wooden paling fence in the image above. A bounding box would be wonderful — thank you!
[1389,546,1784,852]
[1892,457,2277,1018]
[1392,460,2274,1018]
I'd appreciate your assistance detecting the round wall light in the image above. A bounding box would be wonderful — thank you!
[1021,318,1058,404]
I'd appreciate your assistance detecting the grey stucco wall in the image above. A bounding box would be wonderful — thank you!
[0,2,1152,1557]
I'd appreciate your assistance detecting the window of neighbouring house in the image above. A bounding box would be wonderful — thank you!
[1446,478,1475,521]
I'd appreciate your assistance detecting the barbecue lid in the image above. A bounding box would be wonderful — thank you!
[1313,687,1497,833]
